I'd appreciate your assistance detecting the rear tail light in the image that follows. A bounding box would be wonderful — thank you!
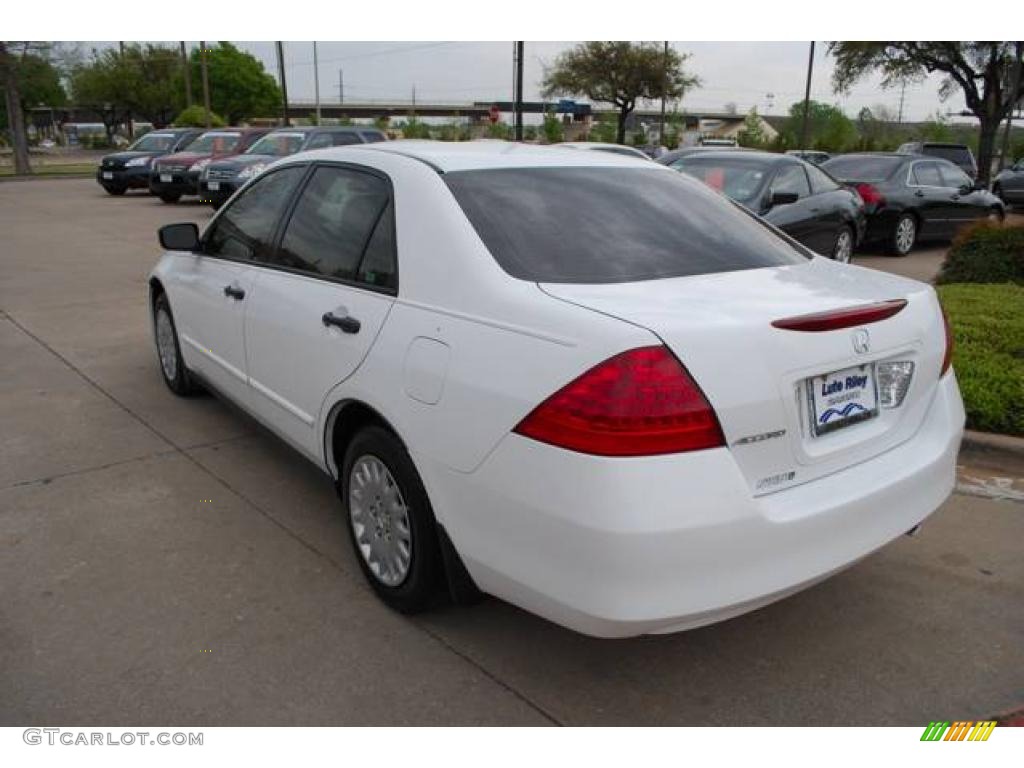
[940,306,954,376]
[513,346,724,457]
[771,299,907,332]
[854,183,885,207]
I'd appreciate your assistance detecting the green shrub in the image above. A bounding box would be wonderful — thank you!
[172,105,226,128]
[541,111,563,144]
[936,223,1024,285]
[937,283,1024,436]
[486,121,511,140]
[398,117,431,139]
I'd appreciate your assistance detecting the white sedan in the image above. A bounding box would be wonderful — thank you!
[149,140,965,637]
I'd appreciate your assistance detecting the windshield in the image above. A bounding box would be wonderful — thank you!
[183,132,241,154]
[445,167,807,284]
[821,155,902,182]
[675,157,769,205]
[129,133,178,152]
[246,132,306,157]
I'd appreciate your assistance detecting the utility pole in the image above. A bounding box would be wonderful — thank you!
[180,42,192,107]
[514,41,524,141]
[120,41,133,138]
[276,41,290,127]
[313,41,321,125]
[338,68,344,104]
[199,41,211,128]
[998,41,1023,172]
[799,41,815,151]
[897,80,906,124]
[659,41,668,147]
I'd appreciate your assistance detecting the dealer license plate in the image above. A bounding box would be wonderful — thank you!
[160,173,172,183]
[207,181,220,191]
[807,364,878,437]
[102,171,113,180]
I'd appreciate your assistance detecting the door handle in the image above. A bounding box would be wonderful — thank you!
[223,284,245,300]
[322,311,360,334]
[914,190,925,197]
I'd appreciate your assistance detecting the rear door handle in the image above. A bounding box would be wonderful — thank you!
[322,311,360,334]
[223,284,245,300]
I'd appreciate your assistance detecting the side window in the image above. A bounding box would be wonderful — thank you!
[938,163,971,189]
[333,133,362,146]
[359,131,386,144]
[357,201,397,290]
[771,165,811,198]
[304,133,334,150]
[912,162,943,187]
[274,166,392,286]
[203,166,306,262]
[806,164,840,194]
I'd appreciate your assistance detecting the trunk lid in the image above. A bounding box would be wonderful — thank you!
[541,257,946,495]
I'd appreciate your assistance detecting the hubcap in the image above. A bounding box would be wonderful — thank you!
[348,455,412,587]
[155,308,178,381]
[895,217,915,253]
[833,229,853,263]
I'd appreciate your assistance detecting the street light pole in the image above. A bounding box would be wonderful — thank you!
[180,42,192,108]
[313,41,321,126]
[799,41,815,151]
[514,41,524,141]
[659,41,668,147]
[199,41,211,128]
[276,41,290,127]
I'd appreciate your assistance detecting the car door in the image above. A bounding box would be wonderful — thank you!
[169,165,306,406]
[762,164,825,252]
[937,161,988,231]
[804,163,847,252]
[243,163,398,459]
[906,161,950,238]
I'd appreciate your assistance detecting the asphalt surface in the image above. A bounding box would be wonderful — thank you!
[1,178,1022,726]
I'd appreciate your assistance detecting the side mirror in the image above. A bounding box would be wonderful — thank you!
[769,191,799,208]
[158,222,200,251]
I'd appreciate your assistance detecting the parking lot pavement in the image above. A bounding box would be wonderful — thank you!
[2,178,1022,726]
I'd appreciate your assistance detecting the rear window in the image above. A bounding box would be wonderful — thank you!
[675,157,770,206]
[821,156,902,182]
[922,145,974,166]
[444,167,808,284]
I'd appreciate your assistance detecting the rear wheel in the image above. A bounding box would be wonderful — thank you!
[103,184,126,196]
[831,225,855,263]
[887,213,916,256]
[159,191,181,204]
[341,425,443,613]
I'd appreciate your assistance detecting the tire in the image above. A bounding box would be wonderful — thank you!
[153,292,198,396]
[341,425,443,613]
[831,225,855,264]
[103,184,126,196]
[987,206,1005,224]
[886,213,917,256]
[159,191,181,204]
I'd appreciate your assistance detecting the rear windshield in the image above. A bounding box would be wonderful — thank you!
[922,145,974,165]
[444,167,808,284]
[675,156,770,205]
[821,155,902,182]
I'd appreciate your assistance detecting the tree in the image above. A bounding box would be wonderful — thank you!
[0,42,31,173]
[188,42,280,124]
[737,107,768,147]
[542,110,564,143]
[829,42,1024,183]
[173,105,225,128]
[122,44,185,127]
[542,42,699,144]
[70,48,136,142]
[0,48,65,131]
[783,100,857,152]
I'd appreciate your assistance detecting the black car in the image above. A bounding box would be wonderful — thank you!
[96,128,203,196]
[656,145,753,167]
[670,151,866,262]
[198,126,387,208]
[821,153,1005,256]
[897,141,978,180]
[993,158,1024,208]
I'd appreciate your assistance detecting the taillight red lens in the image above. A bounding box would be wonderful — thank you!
[772,299,907,332]
[513,346,725,457]
[855,182,885,207]
[940,306,954,376]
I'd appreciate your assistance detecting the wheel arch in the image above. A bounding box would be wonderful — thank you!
[323,398,405,481]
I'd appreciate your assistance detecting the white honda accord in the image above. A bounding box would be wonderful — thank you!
[149,140,964,637]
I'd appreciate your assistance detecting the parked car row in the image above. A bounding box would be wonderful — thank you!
[96,125,388,205]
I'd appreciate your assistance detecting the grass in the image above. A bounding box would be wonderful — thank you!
[0,163,97,178]
[937,283,1024,436]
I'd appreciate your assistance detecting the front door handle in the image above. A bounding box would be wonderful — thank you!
[223,284,245,300]
[914,189,925,197]
[322,311,360,334]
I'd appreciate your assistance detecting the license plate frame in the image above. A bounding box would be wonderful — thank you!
[102,171,113,179]
[160,173,172,183]
[806,364,879,437]
[207,181,220,191]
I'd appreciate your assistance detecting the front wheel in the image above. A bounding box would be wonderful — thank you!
[103,184,126,196]
[886,213,917,256]
[831,225,855,263]
[341,425,443,613]
[159,191,181,204]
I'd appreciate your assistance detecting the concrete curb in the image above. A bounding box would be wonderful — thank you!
[0,173,94,182]
[961,430,1024,459]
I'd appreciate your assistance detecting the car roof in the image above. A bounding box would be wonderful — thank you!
[332,139,656,172]
[674,150,792,165]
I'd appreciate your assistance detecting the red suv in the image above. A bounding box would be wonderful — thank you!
[149,127,270,203]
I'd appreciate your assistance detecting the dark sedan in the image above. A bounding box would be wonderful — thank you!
[993,159,1024,208]
[149,127,270,203]
[198,126,387,208]
[821,153,1005,256]
[671,151,866,262]
[96,128,202,196]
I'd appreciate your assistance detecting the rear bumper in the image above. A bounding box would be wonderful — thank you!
[426,373,965,638]
[96,166,150,189]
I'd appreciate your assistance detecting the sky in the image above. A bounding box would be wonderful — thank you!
[81,41,971,123]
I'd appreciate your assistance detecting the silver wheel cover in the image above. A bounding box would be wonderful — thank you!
[834,229,853,263]
[895,217,915,254]
[155,308,178,381]
[349,455,412,587]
